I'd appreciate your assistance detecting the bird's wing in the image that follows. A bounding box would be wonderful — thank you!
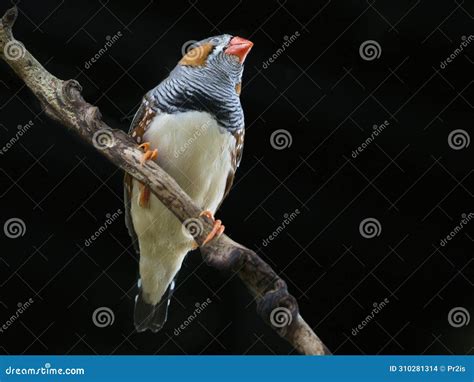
[123,96,157,254]
[217,129,245,211]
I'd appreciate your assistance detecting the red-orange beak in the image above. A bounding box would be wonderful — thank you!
[224,36,253,63]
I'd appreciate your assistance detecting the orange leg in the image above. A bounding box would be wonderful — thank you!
[137,142,157,207]
[138,142,158,166]
[199,210,225,246]
[138,183,151,208]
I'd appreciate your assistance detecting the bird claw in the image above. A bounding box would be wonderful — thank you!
[200,210,225,246]
[138,142,158,166]
[199,210,214,220]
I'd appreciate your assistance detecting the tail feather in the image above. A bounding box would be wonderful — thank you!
[134,278,176,333]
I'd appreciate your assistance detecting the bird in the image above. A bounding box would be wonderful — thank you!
[123,35,253,332]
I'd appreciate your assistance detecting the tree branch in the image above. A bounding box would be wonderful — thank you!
[0,6,330,355]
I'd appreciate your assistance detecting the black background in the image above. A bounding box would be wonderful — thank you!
[0,0,472,355]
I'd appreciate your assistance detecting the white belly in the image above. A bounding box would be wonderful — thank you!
[130,111,235,304]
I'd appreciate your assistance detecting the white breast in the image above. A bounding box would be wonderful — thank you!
[144,110,235,211]
[130,111,235,304]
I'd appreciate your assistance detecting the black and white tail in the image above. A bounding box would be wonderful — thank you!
[134,278,176,333]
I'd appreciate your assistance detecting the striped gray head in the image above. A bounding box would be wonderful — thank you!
[153,35,253,132]
[178,35,253,88]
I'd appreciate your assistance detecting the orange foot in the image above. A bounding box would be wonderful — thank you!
[199,210,225,246]
[138,142,158,165]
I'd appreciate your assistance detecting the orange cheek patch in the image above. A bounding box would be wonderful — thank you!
[179,43,214,67]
